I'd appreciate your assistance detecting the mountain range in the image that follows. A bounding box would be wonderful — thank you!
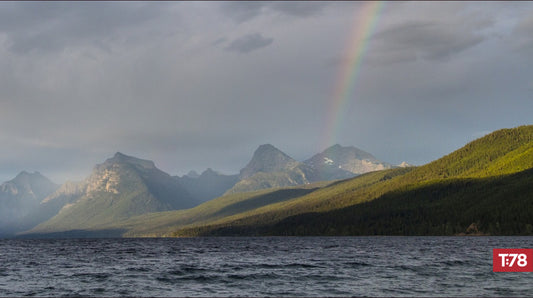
[226,144,393,194]
[6,125,533,237]
[1,144,392,237]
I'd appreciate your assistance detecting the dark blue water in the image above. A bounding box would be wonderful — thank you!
[0,236,531,297]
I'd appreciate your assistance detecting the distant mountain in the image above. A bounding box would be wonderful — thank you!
[225,144,317,194]
[27,152,198,234]
[225,144,394,194]
[177,168,239,203]
[185,170,200,178]
[304,144,393,180]
[0,171,58,235]
[0,171,58,202]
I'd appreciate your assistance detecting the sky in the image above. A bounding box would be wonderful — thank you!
[0,1,532,184]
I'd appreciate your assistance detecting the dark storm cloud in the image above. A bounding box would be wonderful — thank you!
[0,2,171,54]
[225,33,273,53]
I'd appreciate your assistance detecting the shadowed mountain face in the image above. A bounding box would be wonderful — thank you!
[177,168,239,203]
[27,153,199,234]
[0,171,59,235]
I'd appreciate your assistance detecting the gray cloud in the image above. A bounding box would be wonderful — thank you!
[0,1,532,185]
[0,2,172,54]
[371,21,485,63]
[219,1,330,23]
[512,11,533,56]
[269,2,328,17]
[220,2,266,23]
[225,33,273,53]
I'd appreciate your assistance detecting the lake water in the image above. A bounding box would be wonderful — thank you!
[0,236,531,297]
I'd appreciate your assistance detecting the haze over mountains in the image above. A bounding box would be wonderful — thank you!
[0,171,59,235]
[0,144,394,237]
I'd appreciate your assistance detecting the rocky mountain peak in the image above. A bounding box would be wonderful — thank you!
[304,144,392,175]
[12,171,46,184]
[239,144,298,179]
[104,152,156,170]
[185,170,200,178]
[201,168,219,177]
[321,144,376,161]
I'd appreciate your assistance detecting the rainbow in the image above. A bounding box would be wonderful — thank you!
[321,1,385,149]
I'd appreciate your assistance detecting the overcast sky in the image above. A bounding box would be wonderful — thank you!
[0,1,532,183]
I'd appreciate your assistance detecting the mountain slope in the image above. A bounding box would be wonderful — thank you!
[111,180,333,237]
[225,144,318,194]
[97,169,408,237]
[265,168,533,236]
[27,153,198,234]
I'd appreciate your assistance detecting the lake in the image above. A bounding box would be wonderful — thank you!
[0,236,531,297]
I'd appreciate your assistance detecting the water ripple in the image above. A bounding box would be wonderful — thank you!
[0,237,531,296]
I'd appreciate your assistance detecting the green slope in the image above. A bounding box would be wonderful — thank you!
[163,125,533,236]
[405,125,533,180]
[203,168,533,236]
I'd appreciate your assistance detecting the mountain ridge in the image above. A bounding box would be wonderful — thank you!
[224,143,393,194]
[26,152,198,234]
[239,144,300,180]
